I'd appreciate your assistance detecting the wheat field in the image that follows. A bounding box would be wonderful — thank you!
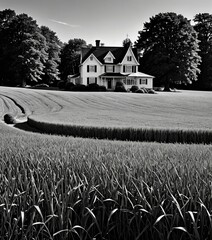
[0,87,211,129]
[0,87,212,239]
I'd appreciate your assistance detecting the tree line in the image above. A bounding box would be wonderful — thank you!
[135,12,212,91]
[0,9,86,87]
[1,9,212,90]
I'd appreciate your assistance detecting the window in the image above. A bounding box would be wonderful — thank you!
[132,66,136,73]
[123,65,131,73]
[90,56,93,61]
[87,77,97,84]
[123,65,136,73]
[105,57,112,62]
[125,79,135,85]
[127,56,132,61]
[139,79,148,85]
[105,65,115,73]
[87,65,97,72]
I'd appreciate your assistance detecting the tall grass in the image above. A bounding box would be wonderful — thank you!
[28,116,212,144]
[0,123,212,239]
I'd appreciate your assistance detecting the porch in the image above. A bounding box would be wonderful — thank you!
[99,72,154,90]
[99,73,127,90]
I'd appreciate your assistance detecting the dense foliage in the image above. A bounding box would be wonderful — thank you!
[0,10,48,86]
[122,37,132,47]
[40,26,62,85]
[193,13,212,90]
[135,12,201,90]
[0,9,86,87]
[59,38,86,80]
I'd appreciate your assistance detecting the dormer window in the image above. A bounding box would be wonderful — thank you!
[127,56,132,61]
[105,57,112,62]
[104,51,115,63]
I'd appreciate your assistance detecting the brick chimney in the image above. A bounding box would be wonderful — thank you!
[95,40,100,47]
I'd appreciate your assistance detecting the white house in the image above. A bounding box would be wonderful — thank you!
[71,40,154,90]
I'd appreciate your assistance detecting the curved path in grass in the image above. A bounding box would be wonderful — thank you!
[0,87,212,143]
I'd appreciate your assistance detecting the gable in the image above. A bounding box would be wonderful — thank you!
[121,47,139,65]
[81,45,139,67]
[81,46,128,65]
[103,51,115,63]
[82,53,102,66]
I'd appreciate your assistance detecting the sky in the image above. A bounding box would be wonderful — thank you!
[1,0,212,46]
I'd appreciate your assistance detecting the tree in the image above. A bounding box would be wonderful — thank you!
[40,26,63,85]
[122,37,132,47]
[135,12,201,91]
[0,9,16,85]
[194,13,212,90]
[59,38,86,80]
[8,13,48,86]
[0,10,48,86]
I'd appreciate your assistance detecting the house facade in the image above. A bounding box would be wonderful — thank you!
[71,40,154,90]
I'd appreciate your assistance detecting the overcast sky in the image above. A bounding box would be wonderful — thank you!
[1,0,212,46]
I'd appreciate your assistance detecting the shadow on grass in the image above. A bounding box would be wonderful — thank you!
[14,121,43,134]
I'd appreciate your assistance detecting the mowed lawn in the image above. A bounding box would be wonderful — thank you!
[0,87,211,130]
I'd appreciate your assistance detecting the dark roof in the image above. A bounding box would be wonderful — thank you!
[81,46,138,64]
[99,73,128,77]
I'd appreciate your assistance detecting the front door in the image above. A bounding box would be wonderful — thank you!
[107,79,112,89]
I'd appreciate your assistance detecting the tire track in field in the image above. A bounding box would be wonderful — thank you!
[49,92,125,111]
[0,94,26,119]
[0,89,63,117]
[0,94,26,114]
[35,91,64,113]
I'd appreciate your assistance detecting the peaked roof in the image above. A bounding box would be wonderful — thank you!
[81,46,138,64]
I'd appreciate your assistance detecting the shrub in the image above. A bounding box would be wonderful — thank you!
[72,84,87,91]
[115,81,124,87]
[154,86,164,91]
[115,82,127,92]
[130,85,139,93]
[147,89,157,94]
[135,89,145,93]
[87,83,107,92]
[87,83,100,91]
[4,114,16,124]
[50,80,60,87]
[57,80,66,89]
[65,82,75,91]
[98,85,107,92]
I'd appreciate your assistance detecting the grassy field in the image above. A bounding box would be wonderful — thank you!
[0,87,212,239]
[0,87,212,129]
[0,122,212,239]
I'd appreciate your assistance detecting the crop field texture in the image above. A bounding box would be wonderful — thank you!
[1,87,212,143]
[0,87,212,130]
[0,123,212,239]
[0,87,212,239]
